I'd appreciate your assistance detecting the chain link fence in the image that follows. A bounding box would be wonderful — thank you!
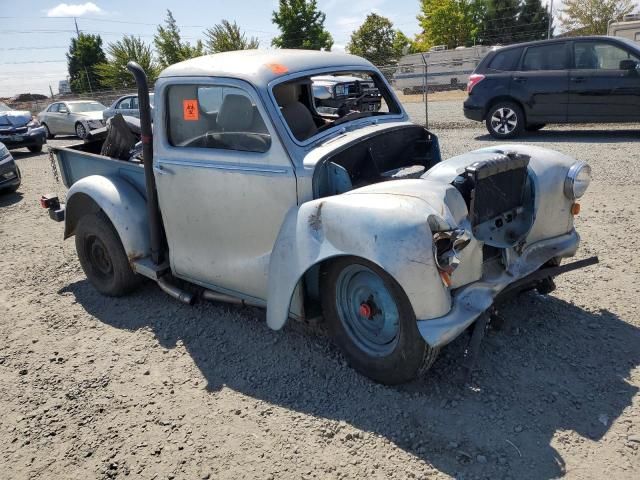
[6,54,484,130]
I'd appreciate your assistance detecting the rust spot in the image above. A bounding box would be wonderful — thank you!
[308,203,324,231]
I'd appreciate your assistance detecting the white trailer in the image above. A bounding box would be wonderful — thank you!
[608,14,640,43]
[393,45,494,94]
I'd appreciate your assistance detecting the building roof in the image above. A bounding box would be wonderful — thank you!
[158,49,374,85]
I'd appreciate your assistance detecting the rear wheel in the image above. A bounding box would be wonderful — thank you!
[75,211,140,296]
[321,257,438,385]
[75,122,87,139]
[42,123,55,139]
[486,101,525,139]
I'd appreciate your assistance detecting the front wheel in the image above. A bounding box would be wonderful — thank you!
[28,145,42,153]
[321,257,438,385]
[75,122,87,139]
[485,102,525,139]
[75,211,141,296]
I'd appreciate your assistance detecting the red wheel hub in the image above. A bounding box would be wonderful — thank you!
[359,302,372,319]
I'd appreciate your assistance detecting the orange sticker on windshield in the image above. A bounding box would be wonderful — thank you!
[183,99,199,121]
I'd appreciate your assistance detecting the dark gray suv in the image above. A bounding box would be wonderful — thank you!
[464,36,640,138]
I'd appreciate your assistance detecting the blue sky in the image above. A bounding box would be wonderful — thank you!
[0,0,428,96]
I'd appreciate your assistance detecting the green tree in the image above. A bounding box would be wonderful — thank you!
[347,14,408,65]
[67,33,106,93]
[418,0,484,49]
[392,30,418,57]
[95,36,160,89]
[154,10,204,68]
[271,0,333,50]
[204,20,260,53]
[559,0,634,35]
[479,0,521,44]
[515,0,551,42]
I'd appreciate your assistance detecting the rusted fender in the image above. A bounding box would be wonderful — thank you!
[64,175,150,260]
[266,181,462,331]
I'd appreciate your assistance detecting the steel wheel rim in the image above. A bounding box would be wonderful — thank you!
[335,264,400,357]
[490,107,517,134]
[86,234,113,279]
[76,123,86,138]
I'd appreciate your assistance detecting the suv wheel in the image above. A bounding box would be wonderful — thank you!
[486,102,524,139]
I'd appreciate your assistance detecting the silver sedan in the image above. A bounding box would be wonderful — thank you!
[37,100,106,139]
[102,93,154,121]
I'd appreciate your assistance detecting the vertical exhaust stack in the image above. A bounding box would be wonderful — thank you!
[127,61,163,265]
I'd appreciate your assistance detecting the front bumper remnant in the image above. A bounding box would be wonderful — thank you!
[417,230,597,348]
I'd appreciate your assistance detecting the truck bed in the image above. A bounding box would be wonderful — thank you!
[51,140,146,194]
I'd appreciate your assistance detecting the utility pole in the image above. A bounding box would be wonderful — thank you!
[74,17,93,94]
[49,85,55,100]
[547,0,554,40]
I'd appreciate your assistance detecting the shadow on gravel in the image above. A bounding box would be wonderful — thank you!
[62,280,640,479]
[0,191,23,207]
[476,129,640,143]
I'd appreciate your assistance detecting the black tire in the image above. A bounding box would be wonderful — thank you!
[28,145,42,153]
[42,123,55,139]
[75,122,87,139]
[321,257,439,385]
[75,211,141,296]
[485,101,525,139]
[526,123,545,132]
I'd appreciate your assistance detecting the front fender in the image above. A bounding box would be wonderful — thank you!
[64,175,150,260]
[266,191,452,330]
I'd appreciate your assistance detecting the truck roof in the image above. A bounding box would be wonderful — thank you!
[158,49,375,85]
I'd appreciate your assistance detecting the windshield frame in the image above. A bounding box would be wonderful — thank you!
[267,65,406,147]
[68,102,106,113]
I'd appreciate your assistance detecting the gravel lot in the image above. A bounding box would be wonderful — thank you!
[1,111,639,479]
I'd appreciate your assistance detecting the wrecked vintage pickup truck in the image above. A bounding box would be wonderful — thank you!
[44,50,596,384]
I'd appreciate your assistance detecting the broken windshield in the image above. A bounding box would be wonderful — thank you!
[272,70,402,142]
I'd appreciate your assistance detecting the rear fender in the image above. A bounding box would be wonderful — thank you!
[266,193,452,330]
[64,175,150,260]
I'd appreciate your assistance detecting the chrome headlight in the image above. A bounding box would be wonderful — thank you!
[27,119,40,128]
[564,161,591,200]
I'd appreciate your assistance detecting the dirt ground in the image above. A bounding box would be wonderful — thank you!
[1,123,639,480]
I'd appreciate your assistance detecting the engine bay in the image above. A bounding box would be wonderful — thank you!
[313,125,441,198]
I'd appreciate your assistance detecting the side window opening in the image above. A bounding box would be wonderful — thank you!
[167,84,271,153]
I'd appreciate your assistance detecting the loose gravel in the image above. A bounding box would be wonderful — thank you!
[1,119,639,479]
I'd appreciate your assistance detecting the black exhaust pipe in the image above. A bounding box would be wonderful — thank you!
[127,61,163,265]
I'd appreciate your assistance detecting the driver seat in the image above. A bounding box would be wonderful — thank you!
[274,83,318,141]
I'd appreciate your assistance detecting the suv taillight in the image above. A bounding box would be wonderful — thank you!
[467,74,485,94]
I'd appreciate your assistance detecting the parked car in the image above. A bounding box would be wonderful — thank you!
[464,36,640,138]
[312,75,381,116]
[0,142,21,193]
[43,51,595,385]
[38,100,107,139]
[0,101,47,152]
[103,93,155,122]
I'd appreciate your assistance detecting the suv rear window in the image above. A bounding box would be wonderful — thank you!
[487,48,523,72]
